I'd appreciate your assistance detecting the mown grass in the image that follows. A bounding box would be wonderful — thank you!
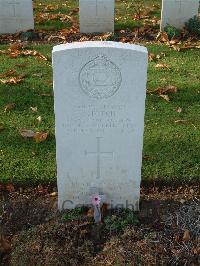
[33,0,161,31]
[0,43,199,185]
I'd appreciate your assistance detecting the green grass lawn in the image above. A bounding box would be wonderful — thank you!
[0,43,199,185]
[33,0,161,32]
[0,0,199,186]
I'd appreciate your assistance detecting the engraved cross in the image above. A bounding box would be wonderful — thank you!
[178,0,182,10]
[95,0,98,16]
[85,137,113,179]
[8,1,20,17]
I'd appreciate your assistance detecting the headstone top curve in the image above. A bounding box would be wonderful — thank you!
[53,41,148,54]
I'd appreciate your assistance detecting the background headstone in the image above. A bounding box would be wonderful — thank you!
[79,0,115,33]
[161,0,199,30]
[0,0,34,34]
[53,41,148,211]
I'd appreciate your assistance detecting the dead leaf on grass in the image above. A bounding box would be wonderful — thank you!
[143,155,153,161]
[156,52,166,59]
[156,31,169,42]
[160,94,170,102]
[15,63,27,68]
[36,116,42,123]
[30,106,38,112]
[155,63,170,69]
[50,192,58,197]
[175,120,188,124]
[33,132,48,143]
[148,53,156,62]
[0,76,23,84]
[5,45,48,61]
[20,129,35,138]
[0,123,5,131]
[0,69,16,78]
[9,43,24,51]
[176,107,182,113]
[0,50,7,55]
[39,93,53,97]
[4,103,16,112]
[149,85,177,95]
[32,73,43,78]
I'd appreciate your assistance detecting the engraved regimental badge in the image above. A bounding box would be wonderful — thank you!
[79,55,122,99]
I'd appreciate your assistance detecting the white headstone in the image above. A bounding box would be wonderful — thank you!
[0,0,34,34]
[53,41,148,211]
[79,0,114,33]
[161,0,199,30]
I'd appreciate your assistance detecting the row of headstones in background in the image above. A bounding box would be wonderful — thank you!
[161,0,199,30]
[0,0,34,34]
[53,41,148,210]
[0,0,199,34]
[79,0,199,33]
[80,0,199,33]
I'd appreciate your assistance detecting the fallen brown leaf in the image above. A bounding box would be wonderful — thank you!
[0,69,16,78]
[0,183,15,193]
[50,192,58,197]
[9,43,24,51]
[170,45,181,52]
[0,235,11,254]
[191,247,200,255]
[15,63,27,68]
[0,76,23,84]
[87,207,94,218]
[39,93,53,97]
[157,31,169,42]
[5,183,15,192]
[0,50,7,55]
[148,53,156,62]
[36,116,42,123]
[30,106,38,112]
[150,85,177,95]
[160,94,170,102]
[176,107,182,113]
[33,132,48,143]
[101,203,109,219]
[183,229,190,242]
[155,63,170,69]
[156,52,166,59]
[37,184,44,193]
[20,50,48,61]
[143,155,153,161]
[32,73,43,78]
[4,103,16,112]
[0,123,5,131]
[175,120,188,124]
[174,234,180,242]
[20,129,35,138]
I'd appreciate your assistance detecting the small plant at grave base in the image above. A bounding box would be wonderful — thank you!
[20,31,38,41]
[104,209,139,233]
[163,24,181,39]
[62,206,86,222]
[185,16,200,36]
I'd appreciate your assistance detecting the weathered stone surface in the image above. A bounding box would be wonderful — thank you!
[79,0,114,33]
[0,0,34,34]
[53,41,148,211]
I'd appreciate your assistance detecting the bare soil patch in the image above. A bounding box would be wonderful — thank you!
[0,185,199,265]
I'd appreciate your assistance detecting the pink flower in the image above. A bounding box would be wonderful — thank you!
[91,195,101,206]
